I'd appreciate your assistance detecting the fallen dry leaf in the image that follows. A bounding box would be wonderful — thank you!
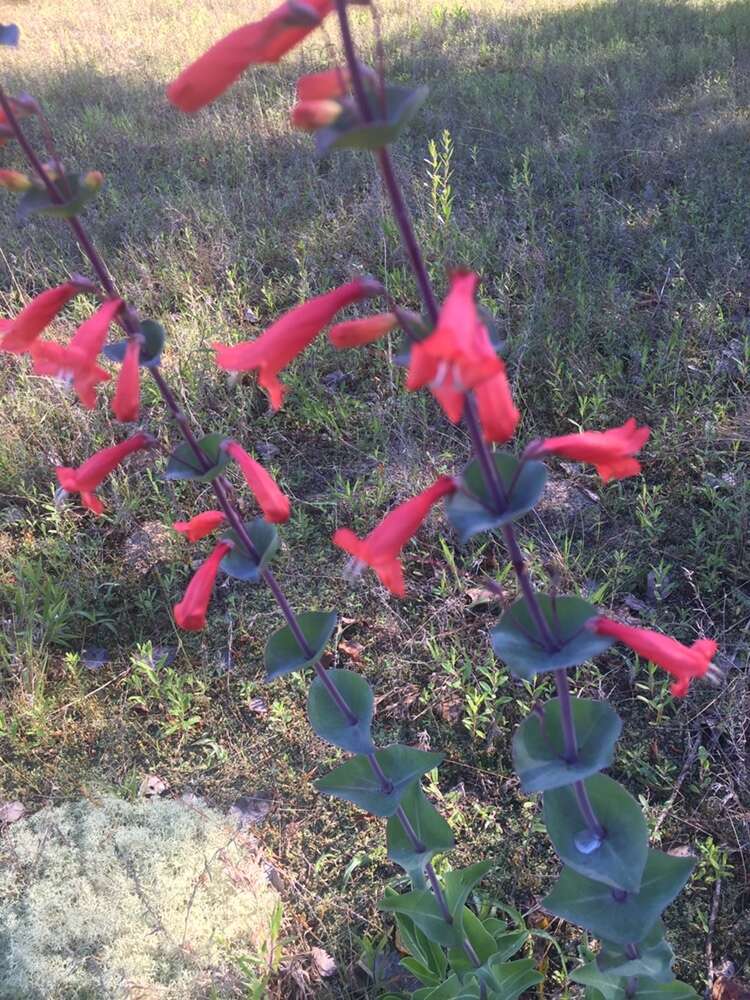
[713,976,750,1000]
[338,639,364,662]
[246,697,268,715]
[0,800,26,824]
[310,946,337,978]
[229,795,271,828]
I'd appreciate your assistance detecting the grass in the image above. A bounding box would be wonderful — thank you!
[1,0,749,995]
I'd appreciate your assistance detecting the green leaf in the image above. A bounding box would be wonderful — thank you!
[307,668,374,754]
[446,451,547,543]
[543,849,695,945]
[634,983,698,1000]
[447,909,500,973]
[17,173,99,220]
[401,956,443,987]
[491,594,612,679]
[570,962,627,1000]
[489,930,530,962]
[164,432,230,482]
[598,922,674,982]
[513,697,622,792]
[316,745,443,817]
[264,610,337,679]
[543,774,649,893]
[220,518,278,582]
[103,319,166,368]
[381,888,461,948]
[442,861,494,922]
[392,904,448,978]
[387,781,454,889]
[483,957,544,1000]
[315,84,429,154]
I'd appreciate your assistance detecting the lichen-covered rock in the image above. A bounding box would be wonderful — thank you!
[0,796,280,999]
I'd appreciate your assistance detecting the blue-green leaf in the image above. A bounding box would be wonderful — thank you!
[491,594,612,679]
[164,432,230,483]
[316,745,443,817]
[544,774,649,893]
[265,610,337,679]
[446,451,547,543]
[513,697,622,792]
[315,84,429,155]
[598,922,674,983]
[220,518,278,582]
[387,780,454,889]
[308,668,374,754]
[103,319,165,368]
[543,849,695,945]
[483,957,544,1000]
[17,172,99,220]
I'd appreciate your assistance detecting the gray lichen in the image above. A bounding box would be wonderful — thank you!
[0,795,279,999]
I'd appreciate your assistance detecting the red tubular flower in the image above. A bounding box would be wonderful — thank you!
[167,0,333,112]
[333,476,457,597]
[111,336,141,422]
[407,270,502,422]
[223,441,290,523]
[526,419,650,482]
[56,432,153,515]
[173,510,227,542]
[213,278,378,410]
[0,280,88,354]
[474,363,520,444]
[296,66,351,100]
[590,617,719,697]
[291,99,342,131]
[329,312,398,349]
[32,298,123,409]
[173,541,233,631]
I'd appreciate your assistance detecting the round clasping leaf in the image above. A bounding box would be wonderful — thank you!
[164,432,231,483]
[264,610,337,680]
[315,84,429,155]
[308,668,375,754]
[512,697,622,792]
[543,848,696,945]
[220,518,278,582]
[446,451,547,543]
[17,172,99,220]
[315,745,443,817]
[543,774,649,893]
[386,780,454,888]
[103,319,166,368]
[491,594,612,679]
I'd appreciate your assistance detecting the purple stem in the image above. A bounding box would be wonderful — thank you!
[329,2,606,856]
[1,85,455,904]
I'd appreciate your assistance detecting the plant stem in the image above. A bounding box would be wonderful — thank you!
[329,3,605,856]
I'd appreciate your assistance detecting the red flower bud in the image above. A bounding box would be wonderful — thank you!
[329,312,398,349]
[589,617,719,697]
[0,169,32,192]
[111,336,141,422]
[173,510,227,542]
[333,476,457,597]
[213,277,379,410]
[32,298,123,409]
[173,541,233,631]
[296,66,351,101]
[526,419,650,482]
[474,364,520,444]
[407,270,503,423]
[223,441,290,523]
[291,98,342,131]
[0,279,89,355]
[56,432,153,515]
[167,0,333,112]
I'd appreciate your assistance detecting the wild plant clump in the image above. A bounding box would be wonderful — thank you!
[0,796,279,1000]
[0,6,731,1000]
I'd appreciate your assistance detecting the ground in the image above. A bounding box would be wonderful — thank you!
[0,0,748,997]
